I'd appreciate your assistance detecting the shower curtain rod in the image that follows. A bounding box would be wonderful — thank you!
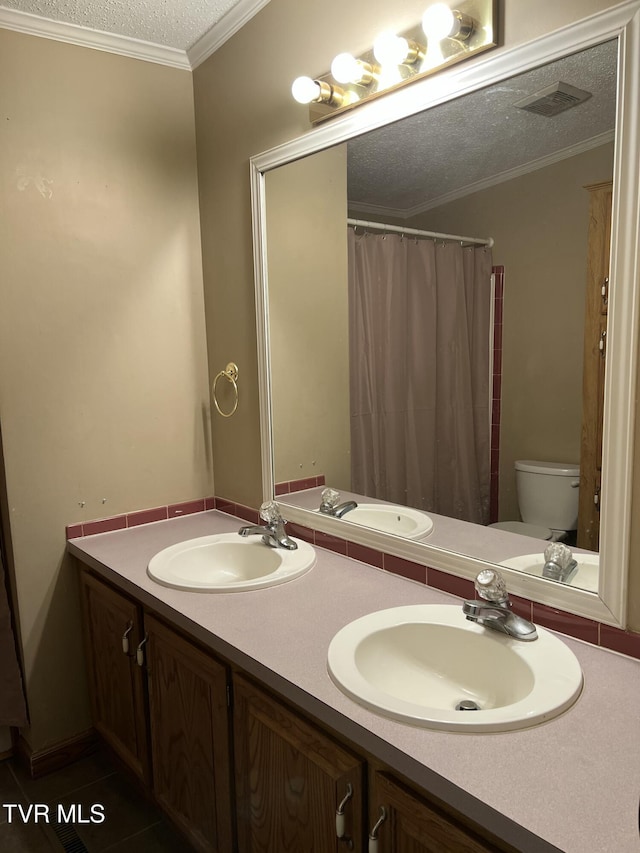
[347,217,494,248]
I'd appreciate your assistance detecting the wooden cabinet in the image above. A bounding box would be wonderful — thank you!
[79,571,150,784]
[368,771,511,853]
[145,614,234,853]
[79,570,233,853]
[578,181,612,550]
[233,674,365,853]
[79,567,519,853]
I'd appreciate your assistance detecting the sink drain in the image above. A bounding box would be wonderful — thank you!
[456,699,481,711]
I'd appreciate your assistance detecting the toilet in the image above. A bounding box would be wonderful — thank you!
[490,459,580,541]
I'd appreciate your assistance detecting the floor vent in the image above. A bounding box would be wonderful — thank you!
[50,820,89,852]
[514,81,592,117]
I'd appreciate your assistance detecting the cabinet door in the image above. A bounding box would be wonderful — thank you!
[79,570,150,784]
[144,614,233,853]
[369,771,505,853]
[233,674,364,853]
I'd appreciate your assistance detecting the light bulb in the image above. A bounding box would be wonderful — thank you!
[373,31,410,66]
[422,3,456,40]
[331,53,360,83]
[291,76,321,104]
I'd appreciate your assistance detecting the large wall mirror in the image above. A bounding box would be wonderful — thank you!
[251,3,640,627]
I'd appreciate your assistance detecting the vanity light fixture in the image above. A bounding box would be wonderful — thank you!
[291,0,497,124]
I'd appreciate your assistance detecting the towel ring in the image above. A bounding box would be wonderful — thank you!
[212,362,239,418]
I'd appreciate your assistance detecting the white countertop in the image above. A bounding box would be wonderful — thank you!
[68,509,640,853]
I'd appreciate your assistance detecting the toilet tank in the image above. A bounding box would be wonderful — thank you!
[515,460,580,530]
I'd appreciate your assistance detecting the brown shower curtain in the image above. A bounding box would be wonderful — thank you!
[348,229,492,524]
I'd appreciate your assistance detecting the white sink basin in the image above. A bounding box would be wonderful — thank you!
[147,532,315,592]
[500,553,599,592]
[344,504,433,539]
[328,605,583,732]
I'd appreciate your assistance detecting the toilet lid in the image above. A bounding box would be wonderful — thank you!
[489,521,553,540]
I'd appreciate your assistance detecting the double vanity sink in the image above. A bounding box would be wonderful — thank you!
[67,507,640,853]
[146,524,583,734]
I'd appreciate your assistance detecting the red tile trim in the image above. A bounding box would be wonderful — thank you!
[65,492,640,660]
[66,497,216,538]
[599,624,640,659]
[82,516,127,537]
[314,530,348,555]
[532,604,599,645]
[509,594,533,621]
[168,499,205,518]
[286,522,315,544]
[215,498,236,515]
[427,568,475,600]
[234,504,259,524]
[127,507,168,527]
[275,475,325,494]
[347,542,384,569]
[384,554,426,583]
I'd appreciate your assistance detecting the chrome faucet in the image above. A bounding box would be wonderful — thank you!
[238,501,298,550]
[463,569,538,641]
[319,487,358,519]
[542,542,578,583]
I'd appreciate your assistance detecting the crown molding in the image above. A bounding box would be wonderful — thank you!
[187,0,271,69]
[0,5,191,69]
[0,0,271,70]
[350,130,616,220]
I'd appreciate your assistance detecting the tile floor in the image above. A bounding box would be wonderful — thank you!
[0,749,186,852]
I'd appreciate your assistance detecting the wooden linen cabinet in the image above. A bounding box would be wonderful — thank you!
[577,180,612,550]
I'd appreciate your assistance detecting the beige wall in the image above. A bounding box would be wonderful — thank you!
[414,144,614,521]
[0,0,635,757]
[266,146,351,489]
[193,0,638,629]
[1,30,211,749]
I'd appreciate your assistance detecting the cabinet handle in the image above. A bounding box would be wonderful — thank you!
[335,782,354,848]
[368,806,387,853]
[599,329,607,356]
[136,633,149,666]
[121,622,134,654]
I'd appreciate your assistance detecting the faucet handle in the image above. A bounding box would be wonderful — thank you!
[475,569,508,604]
[320,488,341,508]
[259,500,285,524]
[544,542,573,568]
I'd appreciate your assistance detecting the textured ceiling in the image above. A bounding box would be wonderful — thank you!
[0,0,244,49]
[348,39,618,217]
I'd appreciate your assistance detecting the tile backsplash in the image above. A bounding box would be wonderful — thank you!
[66,496,640,661]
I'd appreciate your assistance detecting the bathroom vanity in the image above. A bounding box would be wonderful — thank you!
[68,510,640,853]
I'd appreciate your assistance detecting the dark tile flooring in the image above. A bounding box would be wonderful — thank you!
[0,749,186,852]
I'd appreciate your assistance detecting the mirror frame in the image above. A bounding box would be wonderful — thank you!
[250,2,640,628]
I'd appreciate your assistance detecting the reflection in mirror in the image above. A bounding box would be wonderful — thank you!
[266,40,617,593]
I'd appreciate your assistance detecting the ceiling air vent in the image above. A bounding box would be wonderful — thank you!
[514,82,592,117]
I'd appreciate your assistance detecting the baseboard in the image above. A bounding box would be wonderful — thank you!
[16,728,98,778]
